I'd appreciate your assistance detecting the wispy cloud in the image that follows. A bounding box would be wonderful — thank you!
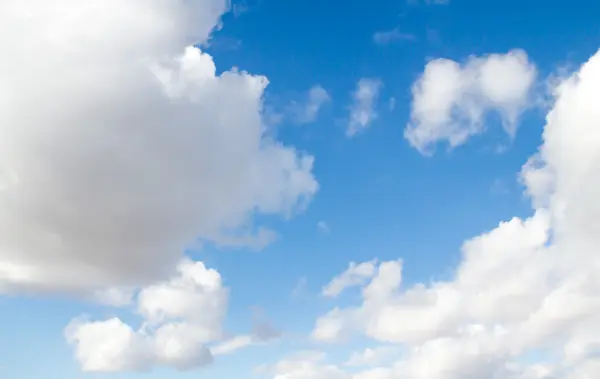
[289,85,331,124]
[232,1,250,17]
[347,78,383,137]
[317,221,330,234]
[407,0,450,5]
[373,27,416,45]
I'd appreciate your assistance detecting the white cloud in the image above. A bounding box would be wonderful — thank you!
[0,0,317,294]
[321,260,378,298]
[291,85,331,124]
[404,49,537,154]
[66,259,226,371]
[373,28,416,45]
[347,79,383,136]
[309,49,600,379]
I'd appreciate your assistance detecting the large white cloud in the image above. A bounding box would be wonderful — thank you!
[405,49,537,154]
[304,49,600,379]
[0,0,318,294]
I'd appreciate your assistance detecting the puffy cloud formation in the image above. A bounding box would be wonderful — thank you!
[405,50,537,154]
[0,0,317,294]
[347,78,383,136]
[300,49,600,378]
[66,259,227,371]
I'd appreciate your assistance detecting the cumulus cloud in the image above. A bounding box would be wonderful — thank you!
[0,0,317,295]
[347,79,383,136]
[305,49,600,379]
[66,259,226,371]
[404,50,537,154]
[290,85,331,124]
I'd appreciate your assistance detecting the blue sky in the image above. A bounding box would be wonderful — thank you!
[2,0,600,378]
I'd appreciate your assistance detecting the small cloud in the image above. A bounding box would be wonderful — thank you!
[317,221,330,234]
[404,49,537,154]
[289,85,331,124]
[347,78,383,137]
[373,27,417,45]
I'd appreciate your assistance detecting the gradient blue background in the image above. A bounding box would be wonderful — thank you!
[2,0,600,378]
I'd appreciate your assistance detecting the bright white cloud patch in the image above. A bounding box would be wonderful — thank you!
[405,49,537,154]
[66,259,227,371]
[347,78,383,136]
[0,0,317,294]
[297,49,600,379]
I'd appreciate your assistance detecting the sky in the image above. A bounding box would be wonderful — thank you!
[1,0,600,378]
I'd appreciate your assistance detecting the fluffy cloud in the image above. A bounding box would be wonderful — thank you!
[66,259,227,371]
[290,85,331,124]
[347,78,383,136]
[307,49,600,378]
[404,50,537,154]
[0,0,317,294]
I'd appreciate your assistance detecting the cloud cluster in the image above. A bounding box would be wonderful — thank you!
[347,79,383,136]
[66,259,227,371]
[405,50,537,154]
[272,49,600,379]
[0,0,318,294]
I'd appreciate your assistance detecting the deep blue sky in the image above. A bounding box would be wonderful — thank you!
[2,0,600,378]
